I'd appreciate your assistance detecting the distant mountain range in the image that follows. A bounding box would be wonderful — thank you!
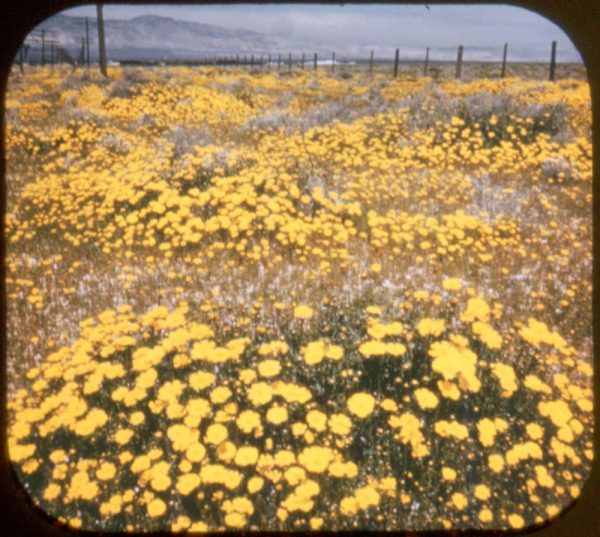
[29,13,328,62]
[25,13,581,64]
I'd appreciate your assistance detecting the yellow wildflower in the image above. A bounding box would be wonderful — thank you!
[294,305,314,319]
[347,392,376,418]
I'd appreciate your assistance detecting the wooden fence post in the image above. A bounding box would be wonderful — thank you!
[288,52,292,71]
[393,48,399,78]
[267,54,271,69]
[85,16,90,67]
[314,52,318,70]
[500,43,508,78]
[19,45,24,73]
[424,47,429,76]
[331,52,335,72]
[301,53,305,69]
[456,45,463,79]
[41,30,46,66]
[79,38,85,67]
[369,49,374,74]
[549,40,557,81]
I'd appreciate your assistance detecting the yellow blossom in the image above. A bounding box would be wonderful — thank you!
[347,392,376,418]
[294,305,314,319]
[147,498,167,518]
[414,388,439,409]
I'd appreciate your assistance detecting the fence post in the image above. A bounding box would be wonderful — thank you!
[301,53,305,69]
[267,54,271,69]
[393,48,399,78]
[41,30,46,66]
[314,52,317,70]
[424,47,429,76]
[288,52,292,71]
[549,40,557,81]
[500,43,508,78]
[277,53,281,70]
[456,45,463,79]
[85,16,90,67]
[19,45,24,73]
[96,3,108,76]
[369,49,374,74]
[331,52,335,72]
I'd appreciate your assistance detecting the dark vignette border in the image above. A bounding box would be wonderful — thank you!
[0,1,598,536]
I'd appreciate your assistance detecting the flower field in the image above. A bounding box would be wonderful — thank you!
[5,63,593,531]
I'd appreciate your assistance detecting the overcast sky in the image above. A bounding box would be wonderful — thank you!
[61,3,582,62]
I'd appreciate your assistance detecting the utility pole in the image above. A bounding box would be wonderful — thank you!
[96,3,108,76]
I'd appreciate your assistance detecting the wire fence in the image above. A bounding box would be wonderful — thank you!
[15,37,566,82]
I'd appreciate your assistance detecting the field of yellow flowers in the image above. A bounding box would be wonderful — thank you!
[5,63,593,532]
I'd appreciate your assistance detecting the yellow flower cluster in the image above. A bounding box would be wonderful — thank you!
[5,64,592,532]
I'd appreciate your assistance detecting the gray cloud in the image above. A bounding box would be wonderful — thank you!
[61,4,582,62]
